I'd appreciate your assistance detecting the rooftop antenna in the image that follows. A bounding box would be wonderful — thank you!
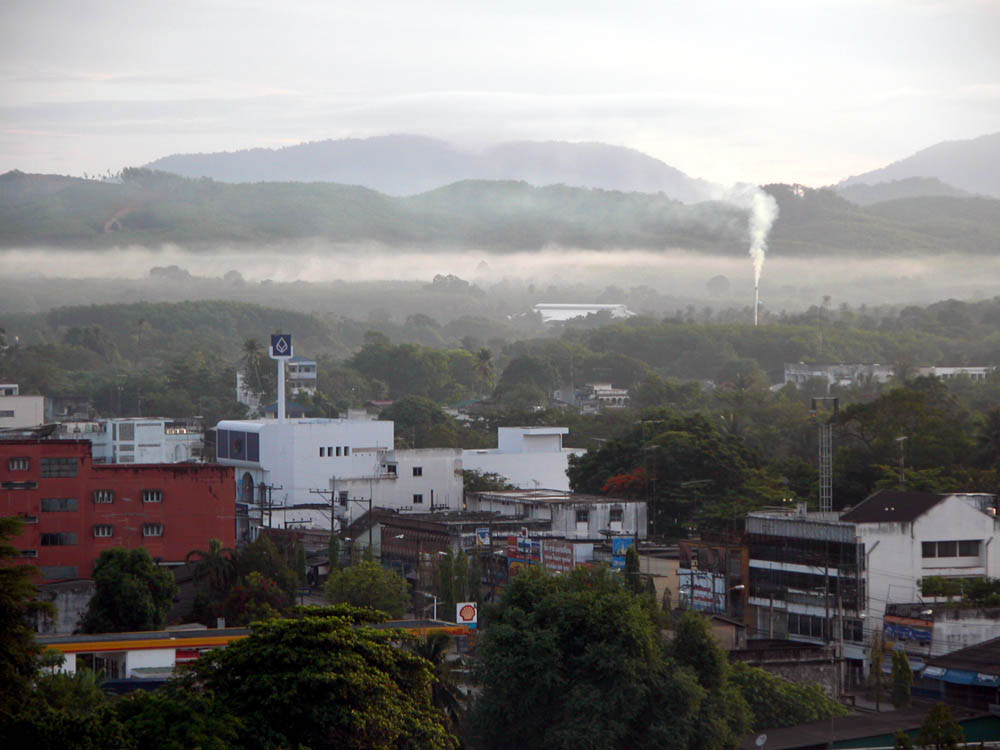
[811,397,839,513]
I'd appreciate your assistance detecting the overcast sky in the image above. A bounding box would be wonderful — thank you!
[1,0,998,186]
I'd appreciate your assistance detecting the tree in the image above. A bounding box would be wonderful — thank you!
[185,538,236,599]
[187,606,457,749]
[729,662,848,730]
[916,702,964,750]
[79,548,177,633]
[0,517,53,718]
[410,633,465,735]
[325,560,410,619]
[221,572,288,626]
[462,469,515,492]
[670,611,752,750]
[891,649,913,709]
[867,632,888,710]
[893,730,915,749]
[114,683,241,750]
[469,566,710,749]
[379,395,458,448]
[234,533,298,601]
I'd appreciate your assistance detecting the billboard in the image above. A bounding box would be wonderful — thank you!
[542,539,575,573]
[611,537,635,570]
[678,569,727,613]
[883,615,933,645]
[507,535,541,575]
[456,602,478,629]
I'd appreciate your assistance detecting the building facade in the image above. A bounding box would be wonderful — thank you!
[87,418,204,464]
[0,393,45,430]
[746,491,1000,682]
[461,426,585,491]
[1,440,235,581]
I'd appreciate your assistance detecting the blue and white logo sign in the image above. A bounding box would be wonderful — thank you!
[270,334,292,359]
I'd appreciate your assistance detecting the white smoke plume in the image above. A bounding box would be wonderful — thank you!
[747,187,779,287]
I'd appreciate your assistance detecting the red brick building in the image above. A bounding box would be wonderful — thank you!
[1,440,235,581]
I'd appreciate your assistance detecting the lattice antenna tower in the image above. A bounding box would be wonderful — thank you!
[811,397,839,513]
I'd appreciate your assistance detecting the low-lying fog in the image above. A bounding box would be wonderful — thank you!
[1,243,996,318]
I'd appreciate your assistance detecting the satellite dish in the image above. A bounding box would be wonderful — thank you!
[755,734,767,747]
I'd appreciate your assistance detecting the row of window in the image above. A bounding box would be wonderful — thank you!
[319,446,351,457]
[38,524,164,545]
[786,612,864,643]
[94,489,163,503]
[6,456,79,476]
[922,540,981,559]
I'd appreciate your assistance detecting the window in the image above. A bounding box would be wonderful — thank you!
[412,466,423,477]
[142,489,163,503]
[413,494,424,504]
[922,541,936,558]
[8,457,30,471]
[2,481,37,490]
[20,514,38,524]
[119,422,135,441]
[41,497,78,512]
[937,541,958,557]
[93,525,114,538]
[959,540,981,557]
[40,457,78,478]
[344,446,350,456]
[20,549,38,558]
[143,523,164,537]
[40,566,78,579]
[610,507,624,523]
[575,509,590,524]
[41,532,77,546]
[0,410,14,418]
[338,491,348,507]
[319,447,325,457]
[93,490,114,504]
[328,446,333,456]
[386,464,397,476]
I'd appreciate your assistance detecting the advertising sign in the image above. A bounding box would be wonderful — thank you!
[611,537,635,570]
[507,535,541,575]
[475,528,491,546]
[883,615,933,644]
[678,569,727,613]
[269,333,293,359]
[456,602,478,629]
[542,539,575,573]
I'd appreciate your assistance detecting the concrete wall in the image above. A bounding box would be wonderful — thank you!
[463,426,584,491]
[0,395,45,429]
[126,647,177,677]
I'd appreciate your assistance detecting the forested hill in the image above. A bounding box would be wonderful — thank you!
[2,168,1000,255]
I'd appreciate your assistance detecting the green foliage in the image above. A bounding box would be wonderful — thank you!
[916,702,964,749]
[891,649,913,709]
[324,560,410,619]
[0,516,53,718]
[234,533,299,601]
[894,729,915,749]
[729,661,849,730]
[188,610,458,749]
[379,394,459,447]
[79,547,177,633]
[470,566,718,750]
[185,538,236,598]
[114,684,241,750]
[462,468,515,492]
[221,571,288,626]
[410,633,465,734]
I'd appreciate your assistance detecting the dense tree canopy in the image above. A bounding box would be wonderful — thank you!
[324,560,411,619]
[79,548,177,633]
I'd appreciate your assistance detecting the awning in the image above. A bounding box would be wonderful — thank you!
[942,669,977,685]
[976,673,1000,687]
[923,666,946,679]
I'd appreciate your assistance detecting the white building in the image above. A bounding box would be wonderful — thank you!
[0,391,45,430]
[782,363,896,391]
[533,303,635,324]
[462,426,585,491]
[746,490,1000,675]
[287,355,317,396]
[465,489,647,541]
[216,418,463,534]
[85,418,203,464]
[916,366,996,381]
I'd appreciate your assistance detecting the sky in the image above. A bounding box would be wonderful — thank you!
[1,0,998,187]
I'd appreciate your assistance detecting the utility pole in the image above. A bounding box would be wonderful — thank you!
[895,436,908,489]
[812,397,839,513]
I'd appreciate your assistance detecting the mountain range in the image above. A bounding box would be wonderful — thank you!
[2,167,999,256]
[147,135,713,203]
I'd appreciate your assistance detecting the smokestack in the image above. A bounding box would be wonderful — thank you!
[754,284,759,326]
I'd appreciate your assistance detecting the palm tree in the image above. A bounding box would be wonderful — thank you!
[186,538,236,597]
[241,338,267,399]
[474,348,495,396]
[411,633,465,732]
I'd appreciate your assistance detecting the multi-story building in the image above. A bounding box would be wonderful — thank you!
[465,488,647,541]
[0,387,45,430]
[783,363,997,392]
[1,440,235,581]
[461,426,585,491]
[286,355,317,397]
[215,418,463,537]
[746,490,1000,685]
[87,418,204,464]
